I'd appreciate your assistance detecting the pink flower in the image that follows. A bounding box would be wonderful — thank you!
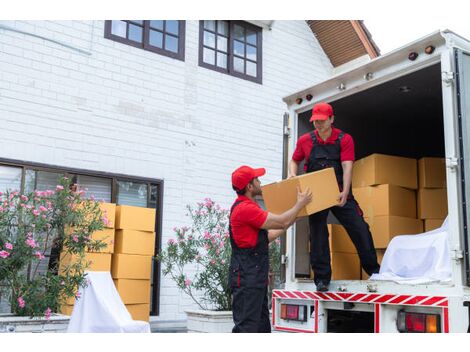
[5,243,13,250]
[44,307,52,320]
[203,231,211,240]
[210,259,216,265]
[167,239,176,245]
[39,205,47,212]
[32,210,40,216]
[20,195,28,202]
[17,297,25,308]
[75,292,81,299]
[34,251,45,260]
[184,279,192,287]
[72,235,78,243]
[221,259,226,265]
[41,215,46,219]
[0,191,3,196]
[56,185,64,191]
[0,250,10,258]
[0,206,4,212]
[275,239,281,245]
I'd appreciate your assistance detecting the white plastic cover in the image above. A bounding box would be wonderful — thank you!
[370,217,451,284]
[66,271,151,333]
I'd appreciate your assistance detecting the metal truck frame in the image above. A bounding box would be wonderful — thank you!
[273,30,470,333]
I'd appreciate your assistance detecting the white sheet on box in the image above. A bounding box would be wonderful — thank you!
[66,271,150,333]
[370,217,451,285]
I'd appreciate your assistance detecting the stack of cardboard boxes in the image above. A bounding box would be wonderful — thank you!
[59,202,116,315]
[329,154,447,280]
[112,205,156,322]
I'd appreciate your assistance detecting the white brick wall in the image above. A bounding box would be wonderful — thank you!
[0,20,332,322]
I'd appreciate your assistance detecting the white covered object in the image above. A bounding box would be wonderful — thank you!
[66,271,150,333]
[370,217,451,284]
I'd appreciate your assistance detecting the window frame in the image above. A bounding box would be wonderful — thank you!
[198,20,263,84]
[0,157,164,316]
[104,20,186,61]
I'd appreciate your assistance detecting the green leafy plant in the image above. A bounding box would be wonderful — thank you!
[157,198,281,311]
[0,177,108,318]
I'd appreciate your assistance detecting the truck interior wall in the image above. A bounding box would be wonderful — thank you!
[294,63,445,278]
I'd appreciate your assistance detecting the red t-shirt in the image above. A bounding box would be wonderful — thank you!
[292,127,355,171]
[230,195,268,248]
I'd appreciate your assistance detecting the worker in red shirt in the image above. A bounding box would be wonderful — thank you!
[289,102,380,292]
[229,165,312,333]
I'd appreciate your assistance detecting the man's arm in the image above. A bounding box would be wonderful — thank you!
[338,160,353,207]
[289,159,299,178]
[261,187,312,231]
[268,229,286,243]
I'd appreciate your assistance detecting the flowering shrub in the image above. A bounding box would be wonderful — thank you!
[157,198,281,311]
[0,177,108,318]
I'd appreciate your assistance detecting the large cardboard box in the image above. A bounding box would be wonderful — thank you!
[352,154,418,189]
[115,205,156,232]
[362,250,385,279]
[111,254,152,279]
[88,228,115,253]
[114,279,151,304]
[262,167,339,217]
[417,188,448,219]
[329,224,356,253]
[331,252,361,280]
[114,230,156,256]
[59,252,112,273]
[418,157,446,189]
[353,184,417,218]
[368,216,423,248]
[126,303,150,322]
[424,219,445,232]
[100,202,116,228]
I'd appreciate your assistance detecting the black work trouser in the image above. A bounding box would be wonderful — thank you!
[309,196,380,284]
[231,286,271,333]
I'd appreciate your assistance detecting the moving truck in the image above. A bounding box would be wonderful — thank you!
[272,30,470,332]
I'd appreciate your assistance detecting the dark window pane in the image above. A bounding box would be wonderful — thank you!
[204,20,216,31]
[217,21,228,36]
[166,21,179,35]
[233,40,245,57]
[129,24,143,43]
[204,31,216,48]
[246,61,257,77]
[0,166,22,193]
[216,52,227,69]
[234,57,244,73]
[234,24,245,41]
[150,20,164,30]
[149,30,163,48]
[203,48,215,65]
[130,20,144,25]
[246,29,257,45]
[165,35,178,53]
[149,184,159,209]
[246,45,257,61]
[217,36,227,52]
[117,181,148,207]
[111,20,127,38]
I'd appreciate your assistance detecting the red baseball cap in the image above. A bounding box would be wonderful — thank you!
[310,102,334,122]
[232,165,266,190]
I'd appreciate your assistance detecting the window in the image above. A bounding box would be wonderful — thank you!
[104,20,185,61]
[199,20,262,83]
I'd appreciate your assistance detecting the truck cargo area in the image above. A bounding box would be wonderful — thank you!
[295,63,445,278]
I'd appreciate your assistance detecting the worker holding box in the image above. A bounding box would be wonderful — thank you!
[230,165,312,333]
[289,102,380,292]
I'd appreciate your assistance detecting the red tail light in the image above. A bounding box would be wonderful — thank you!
[280,304,307,322]
[397,310,441,333]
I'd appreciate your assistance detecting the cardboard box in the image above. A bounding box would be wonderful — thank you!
[352,154,418,189]
[59,252,112,273]
[115,205,156,232]
[331,252,361,280]
[114,230,156,256]
[418,157,446,189]
[353,184,417,218]
[424,219,445,232]
[417,189,448,219]
[126,303,150,322]
[368,216,423,249]
[362,250,385,279]
[329,224,356,253]
[88,228,115,253]
[114,279,151,304]
[262,167,339,217]
[100,202,116,228]
[111,254,152,279]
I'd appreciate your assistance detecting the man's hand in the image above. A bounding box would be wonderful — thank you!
[337,191,348,207]
[288,173,297,179]
[297,187,313,207]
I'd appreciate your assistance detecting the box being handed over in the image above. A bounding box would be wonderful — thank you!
[261,167,339,217]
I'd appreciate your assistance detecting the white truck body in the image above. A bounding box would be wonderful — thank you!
[274,30,470,333]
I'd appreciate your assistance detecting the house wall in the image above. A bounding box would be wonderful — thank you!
[0,20,332,322]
